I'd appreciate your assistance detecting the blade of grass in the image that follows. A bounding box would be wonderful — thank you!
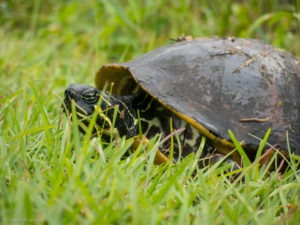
[228,129,251,167]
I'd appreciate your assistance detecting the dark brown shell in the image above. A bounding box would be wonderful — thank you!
[96,37,300,156]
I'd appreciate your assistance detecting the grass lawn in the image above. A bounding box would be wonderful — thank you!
[1,1,300,224]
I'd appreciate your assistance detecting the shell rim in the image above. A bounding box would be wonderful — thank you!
[95,64,242,162]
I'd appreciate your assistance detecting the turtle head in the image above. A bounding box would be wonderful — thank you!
[63,84,138,138]
[64,84,100,117]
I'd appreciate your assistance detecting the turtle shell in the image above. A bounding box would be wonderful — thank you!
[95,37,300,158]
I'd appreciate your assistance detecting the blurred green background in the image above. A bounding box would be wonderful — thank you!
[0,0,299,94]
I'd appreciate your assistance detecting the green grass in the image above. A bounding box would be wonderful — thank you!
[1,0,300,224]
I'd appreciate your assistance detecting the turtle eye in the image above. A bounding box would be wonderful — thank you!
[82,89,99,104]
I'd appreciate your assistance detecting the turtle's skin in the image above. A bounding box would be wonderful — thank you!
[63,37,300,167]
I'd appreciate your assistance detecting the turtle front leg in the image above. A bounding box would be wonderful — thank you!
[132,135,170,165]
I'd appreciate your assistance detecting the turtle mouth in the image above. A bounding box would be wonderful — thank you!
[62,96,96,135]
[62,91,88,116]
[61,95,71,114]
[62,92,92,135]
[62,91,119,138]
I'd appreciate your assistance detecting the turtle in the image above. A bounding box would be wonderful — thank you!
[63,37,300,168]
